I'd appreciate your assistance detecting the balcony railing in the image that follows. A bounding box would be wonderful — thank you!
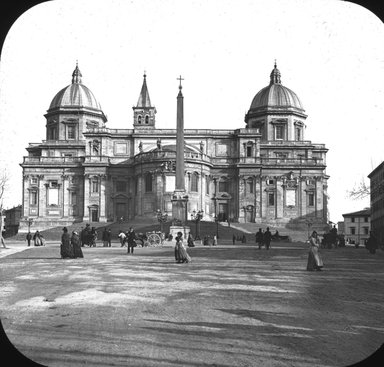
[22,156,85,164]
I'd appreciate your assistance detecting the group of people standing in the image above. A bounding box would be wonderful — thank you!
[255,227,272,250]
[60,227,84,259]
[25,231,46,247]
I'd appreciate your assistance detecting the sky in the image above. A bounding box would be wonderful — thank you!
[0,0,383,223]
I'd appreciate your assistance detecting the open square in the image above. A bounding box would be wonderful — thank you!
[1,241,383,366]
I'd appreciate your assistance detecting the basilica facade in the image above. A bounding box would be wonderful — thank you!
[19,63,329,231]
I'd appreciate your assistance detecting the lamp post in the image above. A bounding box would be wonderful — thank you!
[215,215,219,239]
[156,209,168,233]
[191,209,203,240]
[27,218,33,233]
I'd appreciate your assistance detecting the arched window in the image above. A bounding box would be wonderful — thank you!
[145,115,149,124]
[190,173,198,192]
[145,174,153,192]
[138,115,142,124]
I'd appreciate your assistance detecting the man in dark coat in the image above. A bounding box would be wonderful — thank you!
[263,227,272,250]
[127,227,136,254]
[26,232,32,246]
[256,228,264,250]
[366,231,379,254]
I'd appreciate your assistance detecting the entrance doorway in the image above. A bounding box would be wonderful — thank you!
[116,203,127,221]
[90,207,99,222]
[218,203,228,222]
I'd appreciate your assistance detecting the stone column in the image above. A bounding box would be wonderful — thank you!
[99,174,107,222]
[83,174,90,221]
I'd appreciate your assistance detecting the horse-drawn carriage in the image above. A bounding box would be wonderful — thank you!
[135,231,164,247]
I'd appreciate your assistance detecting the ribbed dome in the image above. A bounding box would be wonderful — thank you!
[250,63,304,111]
[48,64,103,111]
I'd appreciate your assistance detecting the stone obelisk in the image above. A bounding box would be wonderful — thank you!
[169,76,190,241]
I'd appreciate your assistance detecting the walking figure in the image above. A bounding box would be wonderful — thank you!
[256,228,264,250]
[263,227,272,250]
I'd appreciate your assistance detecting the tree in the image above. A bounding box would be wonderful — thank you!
[348,178,370,200]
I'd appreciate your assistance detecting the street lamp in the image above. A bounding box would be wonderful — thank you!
[214,214,219,239]
[27,218,33,233]
[191,209,203,240]
[156,209,168,233]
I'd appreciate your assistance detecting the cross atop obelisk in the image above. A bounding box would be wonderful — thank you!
[177,75,184,89]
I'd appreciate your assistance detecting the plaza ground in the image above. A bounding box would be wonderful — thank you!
[0,239,383,367]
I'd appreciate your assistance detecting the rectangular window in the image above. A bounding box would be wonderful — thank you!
[308,192,315,206]
[351,217,355,223]
[190,174,198,192]
[246,146,252,157]
[267,179,275,185]
[246,180,253,194]
[350,227,356,235]
[70,191,77,205]
[92,180,99,193]
[275,125,284,140]
[145,175,153,192]
[268,192,275,206]
[219,181,228,192]
[31,177,38,185]
[30,191,38,205]
[363,227,369,235]
[205,178,210,195]
[67,126,76,139]
[296,128,301,141]
[364,217,368,222]
[116,181,127,192]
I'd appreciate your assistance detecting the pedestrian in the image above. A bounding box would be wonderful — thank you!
[366,231,379,254]
[127,227,136,254]
[91,227,97,247]
[241,234,247,243]
[175,231,191,263]
[107,229,112,247]
[79,227,85,247]
[118,230,126,247]
[306,230,324,271]
[102,228,109,247]
[71,231,84,258]
[187,233,195,247]
[232,234,236,245]
[263,227,272,250]
[60,227,74,259]
[256,228,264,249]
[330,225,338,248]
[25,231,32,246]
[33,230,43,246]
[203,235,208,246]
[213,235,218,246]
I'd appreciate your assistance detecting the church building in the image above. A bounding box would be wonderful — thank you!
[19,63,329,231]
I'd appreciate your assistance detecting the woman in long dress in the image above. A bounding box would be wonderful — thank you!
[307,230,324,271]
[71,231,84,258]
[175,232,191,263]
[61,227,74,259]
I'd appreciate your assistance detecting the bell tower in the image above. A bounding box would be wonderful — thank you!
[133,72,156,129]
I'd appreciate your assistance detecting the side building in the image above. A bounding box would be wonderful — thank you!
[342,208,370,246]
[19,63,329,232]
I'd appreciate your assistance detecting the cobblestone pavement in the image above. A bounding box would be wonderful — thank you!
[0,241,383,367]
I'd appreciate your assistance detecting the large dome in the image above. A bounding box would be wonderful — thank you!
[48,64,103,111]
[249,63,304,111]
